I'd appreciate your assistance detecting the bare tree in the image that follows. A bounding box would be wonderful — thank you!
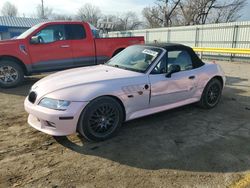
[142,0,181,28]
[115,12,142,31]
[209,0,246,23]
[36,1,53,19]
[98,12,142,31]
[179,0,246,25]
[142,0,246,28]
[142,7,163,28]
[76,3,101,26]
[178,0,199,25]
[52,14,73,21]
[1,1,18,17]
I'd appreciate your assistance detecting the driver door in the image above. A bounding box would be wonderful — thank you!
[28,24,73,72]
[149,50,198,108]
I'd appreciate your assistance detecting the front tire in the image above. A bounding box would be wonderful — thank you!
[199,78,222,109]
[77,96,124,141]
[0,60,24,88]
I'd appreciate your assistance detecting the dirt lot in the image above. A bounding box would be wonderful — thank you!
[0,61,250,188]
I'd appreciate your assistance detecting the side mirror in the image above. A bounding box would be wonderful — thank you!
[166,64,181,78]
[30,36,40,44]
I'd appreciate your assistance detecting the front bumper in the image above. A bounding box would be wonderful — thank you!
[24,97,88,136]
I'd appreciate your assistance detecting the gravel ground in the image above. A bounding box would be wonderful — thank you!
[0,61,250,188]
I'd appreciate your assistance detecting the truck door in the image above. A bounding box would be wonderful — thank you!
[28,24,73,72]
[65,24,96,66]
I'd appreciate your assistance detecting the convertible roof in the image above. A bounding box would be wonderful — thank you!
[146,43,193,50]
[146,43,204,68]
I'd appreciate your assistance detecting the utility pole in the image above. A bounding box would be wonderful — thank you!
[41,0,45,19]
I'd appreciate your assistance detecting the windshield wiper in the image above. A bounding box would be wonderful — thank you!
[106,64,143,73]
[105,64,120,68]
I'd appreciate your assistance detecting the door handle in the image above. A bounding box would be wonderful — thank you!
[61,45,70,48]
[188,75,195,79]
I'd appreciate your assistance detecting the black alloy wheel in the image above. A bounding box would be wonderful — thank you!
[78,96,124,141]
[199,78,222,109]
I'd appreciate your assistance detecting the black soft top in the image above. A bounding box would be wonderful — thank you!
[146,43,204,68]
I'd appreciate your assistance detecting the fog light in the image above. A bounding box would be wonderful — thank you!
[46,121,56,128]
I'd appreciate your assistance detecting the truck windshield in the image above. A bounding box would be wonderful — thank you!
[105,46,163,73]
[16,23,44,39]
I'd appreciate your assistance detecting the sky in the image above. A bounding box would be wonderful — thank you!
[0,0,154,17]
[0,0,249,21]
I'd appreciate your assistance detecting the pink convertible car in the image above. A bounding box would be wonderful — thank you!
[25,44,225,141]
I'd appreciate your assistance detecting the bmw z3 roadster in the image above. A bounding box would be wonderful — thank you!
[25,44,226,141]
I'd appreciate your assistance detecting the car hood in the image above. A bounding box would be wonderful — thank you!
[0,39,23,45]
[32,65,144,97]
[0,39,26,54]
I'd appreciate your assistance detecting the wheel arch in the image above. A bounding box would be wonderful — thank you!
[199,75,224,101]
[210,75,224,88]
[198,75,224,109]
[89,95,126,122]
[0,55,28,75]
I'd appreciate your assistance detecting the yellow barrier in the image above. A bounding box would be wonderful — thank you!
[193,47,250,55]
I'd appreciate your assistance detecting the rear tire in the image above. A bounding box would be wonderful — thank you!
[0,60,24,88]
[77,96,124,141]
[199,78,222,109]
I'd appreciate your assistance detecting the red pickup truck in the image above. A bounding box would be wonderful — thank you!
[0,21,144,88]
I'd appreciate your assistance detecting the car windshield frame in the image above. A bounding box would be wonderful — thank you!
[105,45,164,73]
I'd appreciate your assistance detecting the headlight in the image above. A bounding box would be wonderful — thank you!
[39,98,71,111]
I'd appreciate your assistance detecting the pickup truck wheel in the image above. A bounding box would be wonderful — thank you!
[78,96,124,141]
[199,78,222,109]
[0,60,24,88]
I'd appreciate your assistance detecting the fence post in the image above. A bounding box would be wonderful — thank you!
[194,27,203,59]
[167,29,171,43]
[146,30,149,43]
[231,25,239,61]
[195,27,199,47]
[232,25,238,48]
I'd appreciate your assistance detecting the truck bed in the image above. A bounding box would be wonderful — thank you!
[94,36,144,63]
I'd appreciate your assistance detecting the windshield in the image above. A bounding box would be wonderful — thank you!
[16,23,44,39]
[106,46,163,73]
